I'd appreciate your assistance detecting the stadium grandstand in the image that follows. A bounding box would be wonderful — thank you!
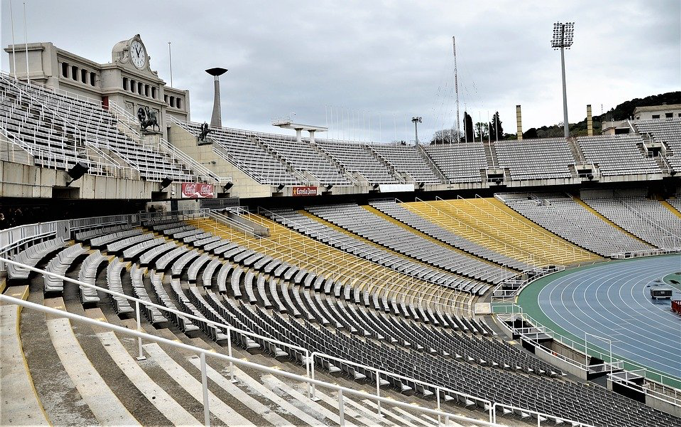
[1,27,681,427]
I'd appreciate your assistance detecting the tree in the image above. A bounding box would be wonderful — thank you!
[463,112,474,142]
[475,122,489,141]
[431,128,461,144]
[522,127,538,139]
[489,111,503,141]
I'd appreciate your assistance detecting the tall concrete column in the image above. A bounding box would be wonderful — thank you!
[516,105,523,140]
[308,130,316,145]
[206,67,227,128]
[587,104,593,136]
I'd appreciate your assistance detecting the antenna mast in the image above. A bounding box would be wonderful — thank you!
[453,36,461,143]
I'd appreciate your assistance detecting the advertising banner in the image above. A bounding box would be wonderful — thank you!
[181,182,215,198]
[292,186,318,197]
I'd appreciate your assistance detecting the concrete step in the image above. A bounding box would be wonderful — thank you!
[45,297,139,425]
[143,342,256,426]
[0,298,50,426]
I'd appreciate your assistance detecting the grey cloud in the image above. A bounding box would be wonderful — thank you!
[1,0,678,141]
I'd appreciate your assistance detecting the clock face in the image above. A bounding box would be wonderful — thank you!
[130,40,146,69]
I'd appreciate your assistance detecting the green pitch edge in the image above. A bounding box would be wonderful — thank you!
[507,257,681,390]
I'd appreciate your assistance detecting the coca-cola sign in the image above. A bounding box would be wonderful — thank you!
[181,182,215,198]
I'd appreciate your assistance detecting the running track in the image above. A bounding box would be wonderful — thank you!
[523,255,681,381]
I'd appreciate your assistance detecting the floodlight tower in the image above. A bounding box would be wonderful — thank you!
[551,22,574,138]
[412,116,422,144]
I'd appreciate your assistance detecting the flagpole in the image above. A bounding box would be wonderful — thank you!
[23,1,30,84]
[168,42,173,87]
[9,0,17,79]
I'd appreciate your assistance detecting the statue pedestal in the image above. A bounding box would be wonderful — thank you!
[197,137,214,146]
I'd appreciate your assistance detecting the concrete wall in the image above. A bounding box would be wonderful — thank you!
[534,342,587,380]
[0,160,182,200]
[645,393,681,418]
[168,123,272,199]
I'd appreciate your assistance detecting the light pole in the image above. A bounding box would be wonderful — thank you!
[551,22,574,139]
[412,116,422,144]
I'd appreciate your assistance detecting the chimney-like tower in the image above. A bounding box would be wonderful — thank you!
[206,67,228,128]
[516,105,523,140]
[587,104,593,136]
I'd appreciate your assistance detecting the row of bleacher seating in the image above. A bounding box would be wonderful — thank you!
[307,203,513,284]
[7,237,65,280]
[188,215,472,316]
[254,134,352,185]
[177,121,301,185]
[494,138,574,180]
[503,195,653,256]
[264,208,491,294]
[174,117,676,187]
[583,196,681,249]
[578,135,661,176]
[634,118,681,172]
[401,198,601,267]
[43,243,88,294]
[370,200,531,270]
[370,144,441,183]
[6,215,679,426]
[1,75,197,182]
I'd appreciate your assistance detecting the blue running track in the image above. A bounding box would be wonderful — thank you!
[530,255,681,382]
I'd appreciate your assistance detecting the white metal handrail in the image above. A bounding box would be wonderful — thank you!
[246,208,469,314]
[433,195,554,266]
[310,351,494,423]
[409,196,539,268]
[493,302,681,395]
[470,195,589,262]
[0,292,501,427]
[491,402,593,427]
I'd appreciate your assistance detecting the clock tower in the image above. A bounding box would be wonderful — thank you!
[4,34,191,138]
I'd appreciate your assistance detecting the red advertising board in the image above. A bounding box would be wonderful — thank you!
[181,182,214,198]
[292,186,318,197]
[672,300,681,316]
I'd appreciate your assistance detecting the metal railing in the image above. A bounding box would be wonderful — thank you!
[250,207,471,315]
[0,254,597,426]
[492,302,681,398]
[0,291,502,427]
[0,256,511,426]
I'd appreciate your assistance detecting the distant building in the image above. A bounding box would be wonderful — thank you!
[601,120,631,135]
[633,104,681,120]
[5,34,190,136]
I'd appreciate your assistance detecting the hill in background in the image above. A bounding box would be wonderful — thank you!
[522,91,681,139]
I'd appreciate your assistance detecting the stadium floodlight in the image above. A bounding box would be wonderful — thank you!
[551,22,574,139]
[411,116,422,145]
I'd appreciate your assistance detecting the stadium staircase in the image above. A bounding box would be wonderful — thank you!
[415,143,449,183]
[482,141,499,169]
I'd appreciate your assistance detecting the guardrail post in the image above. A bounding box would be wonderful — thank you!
[436,387,441,426]
[305,350,311,399]
[375,369,382,417]
[337,389,345,426]
[310,354,319,401]
[227,327,236,382]
[200,352,210,427]
[135,300,145,361]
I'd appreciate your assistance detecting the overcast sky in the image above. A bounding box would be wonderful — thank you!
[2,0,679,142]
